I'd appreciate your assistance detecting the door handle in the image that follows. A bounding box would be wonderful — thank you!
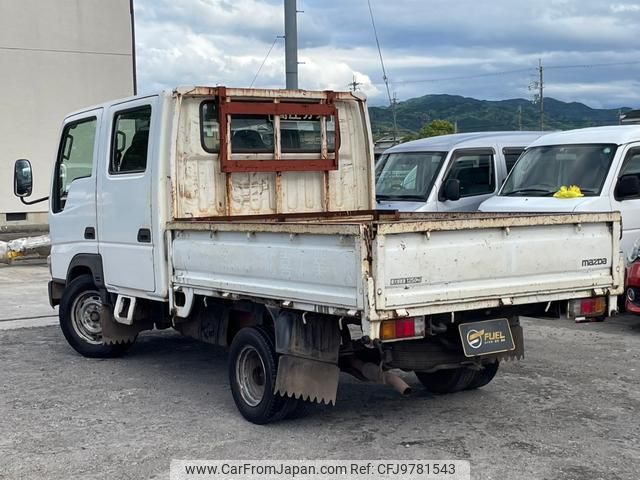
[84,227,96,240]
[137,228,151,243]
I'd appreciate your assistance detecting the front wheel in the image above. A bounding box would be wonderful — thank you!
[59,275,134,358]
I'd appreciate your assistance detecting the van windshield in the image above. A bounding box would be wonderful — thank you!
[501,144,617,197]
[376,152,447,201]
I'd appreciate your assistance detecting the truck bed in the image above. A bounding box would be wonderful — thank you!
[167,211,623,334]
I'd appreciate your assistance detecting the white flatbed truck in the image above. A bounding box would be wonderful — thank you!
[13,87,623,424]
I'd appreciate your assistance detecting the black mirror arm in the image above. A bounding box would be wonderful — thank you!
[19,196,49,206]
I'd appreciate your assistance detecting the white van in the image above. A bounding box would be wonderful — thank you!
[480,125,640,259]
[375,131,547,212]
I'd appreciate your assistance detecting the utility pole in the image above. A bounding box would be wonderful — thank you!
[538,59,544,131]
[529,59,544,131]
[348,75,362,92]
[284,0,298,89]
[391,93,399,142]
[518,105,522,131]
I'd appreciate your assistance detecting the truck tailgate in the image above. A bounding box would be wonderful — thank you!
[373,213,623,315]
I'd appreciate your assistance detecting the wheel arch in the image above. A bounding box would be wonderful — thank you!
[225,302,276,347]
[66,254,105,288]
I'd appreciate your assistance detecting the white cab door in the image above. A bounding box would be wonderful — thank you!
[49,110,102,281]
[97,99,156,292]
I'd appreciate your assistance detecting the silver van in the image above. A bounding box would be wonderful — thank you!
[375,131,547,212]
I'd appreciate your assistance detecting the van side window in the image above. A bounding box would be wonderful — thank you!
[53,117,97,213]
[445,151,495,198]
[110,106,151,174]
[503,148,525,173]
[618,150,640,199]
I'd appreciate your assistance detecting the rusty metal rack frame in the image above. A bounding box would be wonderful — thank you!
[217,87,341,173]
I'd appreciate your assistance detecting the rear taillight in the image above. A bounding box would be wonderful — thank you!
[381,317,425,340]
[568,297,606,320]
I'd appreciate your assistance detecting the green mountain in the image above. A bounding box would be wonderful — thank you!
[368,94,631,140]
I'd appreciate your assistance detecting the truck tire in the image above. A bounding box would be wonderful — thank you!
[228,326,288,424]
[465,361,499,390]
[275,397,312,420]
[415,367,476,394]
[59,274,134,358]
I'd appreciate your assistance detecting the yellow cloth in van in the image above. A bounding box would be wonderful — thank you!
[553,185,584,198]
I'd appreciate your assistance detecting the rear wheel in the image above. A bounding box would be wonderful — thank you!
[228,326,288,424]
[275,397,313,420]
[59,275,134,358]
[465,361,499,390]
[415,367,476,394]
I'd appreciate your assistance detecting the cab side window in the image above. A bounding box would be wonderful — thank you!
[110,106,151,174]
[444,152,495,198]
[53,117,97,213]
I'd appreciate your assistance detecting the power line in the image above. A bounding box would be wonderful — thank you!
[387,67,533,85]
[367,0,398,142]
[546,60,640,70]
[378,59,640,87]
[250,36,283,88]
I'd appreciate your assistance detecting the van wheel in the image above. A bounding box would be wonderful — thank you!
[415,367,476,394]
[59,275,134,358]
[228,327,287,424]
[465,361,499,390]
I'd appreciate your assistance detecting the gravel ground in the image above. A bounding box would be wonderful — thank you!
[1,266,640,479]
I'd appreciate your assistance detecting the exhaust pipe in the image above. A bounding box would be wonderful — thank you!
[346,358,412,396]
[383,371,412,396]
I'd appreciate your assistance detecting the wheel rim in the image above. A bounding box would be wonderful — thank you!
[70,290,104,345]
[235,345,267,407]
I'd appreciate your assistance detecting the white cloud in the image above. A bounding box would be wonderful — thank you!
[611,3,640,13]
[134,0,640,108]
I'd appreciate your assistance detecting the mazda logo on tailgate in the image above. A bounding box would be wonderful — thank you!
[581,258,608,267]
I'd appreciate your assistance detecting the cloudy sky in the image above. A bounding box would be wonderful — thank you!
[134,0,640,108]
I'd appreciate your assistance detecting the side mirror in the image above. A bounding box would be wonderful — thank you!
[616,174,640,199]
[14,159,33,198]
[443,178,461,201]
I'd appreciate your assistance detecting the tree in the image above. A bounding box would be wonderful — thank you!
[419,119,455,138]
[402,119,455,142]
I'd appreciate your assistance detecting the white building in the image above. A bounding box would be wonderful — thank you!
[0,0,135,228]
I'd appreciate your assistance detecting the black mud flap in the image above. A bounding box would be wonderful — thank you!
[275,355,340,405]
[100,311,150,345]
[495,323,524,361]
[274,310,341,404]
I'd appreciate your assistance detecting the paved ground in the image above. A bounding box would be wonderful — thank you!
[1,265,640,480]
